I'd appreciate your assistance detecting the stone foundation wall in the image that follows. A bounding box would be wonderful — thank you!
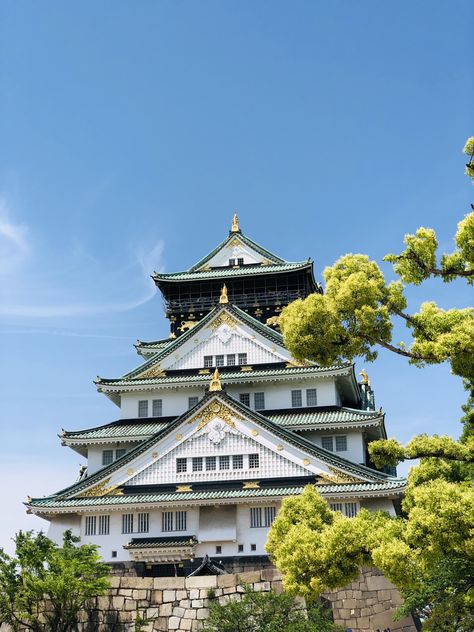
[0,568,417,632]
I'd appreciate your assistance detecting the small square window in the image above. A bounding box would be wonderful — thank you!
[232,455,243,469]
[237,258,244,266]
[248,453,259,469]
[138,400,148,418]
[254,392,265,410]
[291,390,302,408]
[238,353,248,365]
[226,354,236,366]
[322,436,334,452]
[215,545,222,554]
[306,388,317,407]
[251,543,256,551]
[102,450,113,466]
[188,396,199,409]
[239,393,250,406]
[335,436,347,452]
[176,458,187,473]
[206,456,216,471]
[238,544,244,552]
[204,355,213,368]
[152,399,163,417]
[219,455,230,470]
[215,355,224,367]
[229,258,236,266]
[111,550,117,558]
[192,457,203,472]
[115,448,126,460]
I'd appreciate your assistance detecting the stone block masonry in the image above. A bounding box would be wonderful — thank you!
[0,567,417,632]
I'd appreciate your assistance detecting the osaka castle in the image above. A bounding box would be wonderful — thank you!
[27,215,405,576]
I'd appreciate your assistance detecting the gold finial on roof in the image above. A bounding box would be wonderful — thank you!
[209,367,222,391]
[219,283,229,304]
[359,369,370,385]
[231,213,240,232]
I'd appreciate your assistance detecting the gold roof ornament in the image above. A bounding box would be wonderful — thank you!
[209,367,222,392]
[359,369,370,385]
[219,284,229,304]
[230,213,240,232]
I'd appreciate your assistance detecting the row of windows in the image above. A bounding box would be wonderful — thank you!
[176,453,259,473]
[228,257,244,266]
[329,502,359,518]
[322,435,348,452]
[102,448,127,466]
[204,353,247,368]
[136,388,319,418]
[84,506,275,537]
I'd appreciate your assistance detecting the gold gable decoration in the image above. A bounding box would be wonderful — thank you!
[136,364,166,379]
[208,312,238,332]
[316,467,363,485]
[193,400,243,432]
[77,478,123,498]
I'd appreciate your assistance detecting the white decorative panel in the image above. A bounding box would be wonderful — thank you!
[168,327,285,370]
[127,430,310,486]
[203,242,263,268]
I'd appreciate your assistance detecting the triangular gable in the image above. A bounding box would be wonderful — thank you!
[61,392,393,501]
[120,305,291,380]
[190,232,286,272]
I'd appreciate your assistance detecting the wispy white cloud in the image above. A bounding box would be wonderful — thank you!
[0,197,165,319]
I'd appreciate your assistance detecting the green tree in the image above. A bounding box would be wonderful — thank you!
[201,584,342,632]
[268,138,474,630]
[0,530,110,632]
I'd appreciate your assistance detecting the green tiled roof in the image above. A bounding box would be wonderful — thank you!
[28,480,406,509]
[98,363,351,389]
[62,407,382,444]
[189,231,287,272]
[135,339,172,355]
[152,261,311,283]
[125,536,197,549]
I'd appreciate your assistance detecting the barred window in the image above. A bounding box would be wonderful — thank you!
[226,354,236,366]
[248,453,260,469]
[188,396,199,409]
[264,506,276,526]
[344,503,358,518]
[219,455,230,470]
[232,454,243,469]
[250,507,262,528]
[206,456,216,471]
[238,353,248,365]
[138,513,149,533]
[239,393,250,406]
[291,390,302,407]
[335,436,347,452]
[237,258,244,266]
[322,436,334,451]
[204,355,213,368]
[85,516,96,536]
[229,258,236,266]
[152,399,163,417]
[122,514,134,534]
[329,503,344,513]
[98,515,110,535]
[192,457,203,472]
[102,450,113,466]
[254,392,265,410]
[138,400,148,418]
[176,458,187,473]
[162,511,173,532]
[175,511,187,531]
[215,355,224,367]
[115,448,126,460]
[306,388,317,406]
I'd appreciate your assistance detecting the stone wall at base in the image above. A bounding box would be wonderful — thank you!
[0,568,418,632]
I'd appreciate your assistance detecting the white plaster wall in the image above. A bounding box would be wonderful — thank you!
[47,515,81,544]
[300,430,365,463]
[87,443,137,475]
[203,241,262,268]
[119,378,338,420]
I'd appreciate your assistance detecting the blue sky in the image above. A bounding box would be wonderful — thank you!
[0,1,472,551]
